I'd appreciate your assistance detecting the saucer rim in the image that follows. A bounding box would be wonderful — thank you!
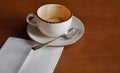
[27,16,85,46]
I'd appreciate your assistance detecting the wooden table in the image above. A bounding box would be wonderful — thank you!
[0,0,120,73]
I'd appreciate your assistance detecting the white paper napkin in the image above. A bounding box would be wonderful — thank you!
[0,37,64,73]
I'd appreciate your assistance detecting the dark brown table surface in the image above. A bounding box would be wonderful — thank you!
[0,0,120,73]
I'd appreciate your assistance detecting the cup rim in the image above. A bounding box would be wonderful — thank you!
[36,4,72,24]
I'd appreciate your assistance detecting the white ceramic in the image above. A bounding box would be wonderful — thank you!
[27,16,85,46]
[26,4,72,37]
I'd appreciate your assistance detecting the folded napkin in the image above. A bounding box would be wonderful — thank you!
[0,37,64,73]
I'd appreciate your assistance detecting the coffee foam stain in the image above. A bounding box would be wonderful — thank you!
[37,4,71,22]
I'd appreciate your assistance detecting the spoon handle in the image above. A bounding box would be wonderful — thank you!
[32,36,61,50]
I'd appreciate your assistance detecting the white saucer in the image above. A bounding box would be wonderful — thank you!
[27,16,85,46]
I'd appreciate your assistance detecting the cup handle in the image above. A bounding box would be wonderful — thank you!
[26,13,37,26]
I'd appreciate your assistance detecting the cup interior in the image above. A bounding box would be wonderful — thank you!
[37,4,72,23]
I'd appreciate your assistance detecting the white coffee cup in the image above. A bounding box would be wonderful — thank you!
[26,4,73,37]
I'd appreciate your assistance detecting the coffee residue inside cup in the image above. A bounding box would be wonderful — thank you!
[45,18,61,22]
